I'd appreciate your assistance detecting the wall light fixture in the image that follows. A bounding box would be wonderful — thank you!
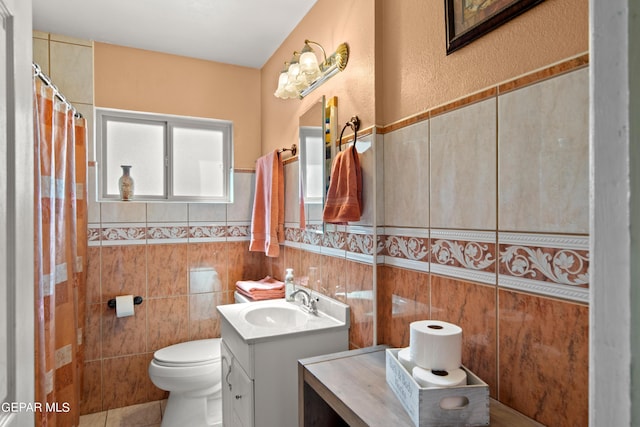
[274,40,349,100]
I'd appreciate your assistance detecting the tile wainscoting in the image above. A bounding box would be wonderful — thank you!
[374,54,590,427]
[282,53,590,427]
[82,171,271,413]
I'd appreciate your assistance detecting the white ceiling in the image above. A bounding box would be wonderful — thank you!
[32,0,317,69]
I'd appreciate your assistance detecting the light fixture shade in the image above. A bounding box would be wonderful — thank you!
[287,62,301,82]
[285,61,306,98]
[274,41,350,99]
[274,70,289,98]
[278,70,288,87]
[299,51,320,80]
[282,80,299,99]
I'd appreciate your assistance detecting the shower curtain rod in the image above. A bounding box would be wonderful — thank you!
[32,62,83,119]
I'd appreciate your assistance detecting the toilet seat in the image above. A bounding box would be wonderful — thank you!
[153,338,221,367]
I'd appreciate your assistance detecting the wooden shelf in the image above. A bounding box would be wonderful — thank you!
[298,345,544,427]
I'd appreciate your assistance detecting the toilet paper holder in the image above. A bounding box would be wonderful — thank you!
[107,296,143,309]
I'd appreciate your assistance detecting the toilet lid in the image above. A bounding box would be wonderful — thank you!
[153,338,221,365]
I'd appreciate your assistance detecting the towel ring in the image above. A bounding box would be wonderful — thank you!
[338,116,361,152]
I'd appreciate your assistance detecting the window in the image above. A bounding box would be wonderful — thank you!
[96,108,233,202]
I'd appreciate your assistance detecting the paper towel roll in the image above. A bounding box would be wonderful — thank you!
[398,347,415,372]
[409,320,462,370]
[115,295,135,318]
[412,366,467,388]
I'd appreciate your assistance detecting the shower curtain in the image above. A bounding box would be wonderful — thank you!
[33,76,88,426]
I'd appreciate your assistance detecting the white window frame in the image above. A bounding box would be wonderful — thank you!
[95,108,233,202]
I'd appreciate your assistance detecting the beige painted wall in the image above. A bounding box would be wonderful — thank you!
[93,0,588,166]
[93,43,262,169]
[261,0,376,155]
[380,0,589,125]
[261,0,588,153]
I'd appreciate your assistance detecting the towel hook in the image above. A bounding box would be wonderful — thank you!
[338,116,360,152]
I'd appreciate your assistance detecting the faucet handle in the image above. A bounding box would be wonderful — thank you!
[307,296,319,315]
[291,289,309,306]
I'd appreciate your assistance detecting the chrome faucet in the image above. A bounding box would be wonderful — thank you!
[290,289,319,315]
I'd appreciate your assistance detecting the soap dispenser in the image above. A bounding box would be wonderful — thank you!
[285,268,295,301]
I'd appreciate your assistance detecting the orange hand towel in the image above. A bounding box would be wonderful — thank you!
[235,287,285,301]
[235,276,284,293]
[250,150,285,257]
[322,145,362,223]
[235,276,285,301]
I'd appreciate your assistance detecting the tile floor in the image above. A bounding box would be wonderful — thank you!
[79,400,166,427]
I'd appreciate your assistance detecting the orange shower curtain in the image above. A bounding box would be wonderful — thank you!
[33,76,88,426]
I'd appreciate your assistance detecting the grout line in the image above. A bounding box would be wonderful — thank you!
[494,90,501,401]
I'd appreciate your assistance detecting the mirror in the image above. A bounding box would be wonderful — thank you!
[299,96,326,205]
[299,96,337,232]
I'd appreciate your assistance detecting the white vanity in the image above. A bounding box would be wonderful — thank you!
[217,292,350,427]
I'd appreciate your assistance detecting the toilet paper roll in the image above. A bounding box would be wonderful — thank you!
[412,366,468,409]
[409,320,462,371]
[412,366,467,388]
[398,347,415,373]
[115,295,135,318]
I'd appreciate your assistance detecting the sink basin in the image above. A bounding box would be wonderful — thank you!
[243,305,309,328]
[218,296,349,342]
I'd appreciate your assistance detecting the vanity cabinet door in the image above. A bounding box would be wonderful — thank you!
[221,339,254,427]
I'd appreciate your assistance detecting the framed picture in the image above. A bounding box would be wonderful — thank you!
[445,0,546,54]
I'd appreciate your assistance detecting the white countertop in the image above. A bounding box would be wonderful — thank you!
[217,296,349,343]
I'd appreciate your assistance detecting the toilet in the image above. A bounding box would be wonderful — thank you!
[149,338,222,427]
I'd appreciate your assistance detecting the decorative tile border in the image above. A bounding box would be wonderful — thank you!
[375,228,589,302]
[88,224,101,246]
[429,229,497,285]
[189,222,228,242]
[100,223,147,246]
[346,227,376,257]
[498,232,589,303]
[147,222,189,244]
[322,229,347,251]
[377,228,497,281]
[284,224,375,264]
[302,228,323,247]
[285,225,587,297]
[378,227,430,272]
[380,227,429,257]
[88,222,251,246]
[227,224,250,241]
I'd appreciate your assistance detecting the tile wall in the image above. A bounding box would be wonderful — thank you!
[32,32,94,152]
[32,33,277,413]
[83,171,267,412]
[280,139,377,350]
[376,55,590,427]
[280,55,589,426]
